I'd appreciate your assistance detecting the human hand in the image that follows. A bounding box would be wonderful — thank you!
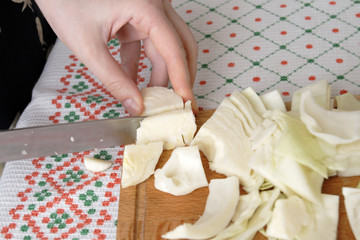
[35,0,198,116]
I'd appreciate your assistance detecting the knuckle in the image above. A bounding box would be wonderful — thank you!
[106,80,126,96]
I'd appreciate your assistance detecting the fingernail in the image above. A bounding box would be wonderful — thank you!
[123,98,142,116]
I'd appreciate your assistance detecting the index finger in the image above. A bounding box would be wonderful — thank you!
[129,5,198,113]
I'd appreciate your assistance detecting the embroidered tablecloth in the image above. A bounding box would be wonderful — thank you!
[1,0,360,239]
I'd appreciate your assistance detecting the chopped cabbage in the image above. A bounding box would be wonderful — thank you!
[250,119,278,151]
[336,142,360,177]
[140,87,184,116]
[300,91,360,144]
[137,101,196,150]
[230,188,280,240]
[266,195,311,239]
[335,92,360,111]
[249,142,324,204]
[212,190,261,240]
[260,90,287,112]
[296,194,339,240]
[121,141,163,188]
[191,96,263,192]
[162,177,240,239]
[342,184,360,240]
[222,98,257,137]
[241,87,267,117]
[229,90,263,130]
[269,110,333,178]
[291,79,331,115]
[154,146,208,196]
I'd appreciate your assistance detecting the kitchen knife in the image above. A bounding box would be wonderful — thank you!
[0,117,144,163]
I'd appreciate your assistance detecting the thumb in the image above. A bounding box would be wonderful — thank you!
[78,41,144,116]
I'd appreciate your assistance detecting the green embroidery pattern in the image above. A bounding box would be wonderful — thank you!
[79,190,99,207]
[86,95,104,104]
[51,154,69,162]
[94,150,112,161]
[47,211,70,230]
[34,189,52,201]
[103,109,120,119]
[64,111,80,123]
[61,169,85,184]
[72,81,89,92]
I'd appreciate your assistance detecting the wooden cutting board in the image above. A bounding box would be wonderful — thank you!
[117,103,360,240]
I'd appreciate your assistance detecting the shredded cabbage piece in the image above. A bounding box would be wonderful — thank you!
[260,194,339,240]
[342,184,360,240]
[249,109,330,203]
[296,194,339,240]
[250,121,277,151]
[266,195,311,239]
[241,87,267,117]
[154,146,208,196]
[162,177,240,240]
[259,179,274,191]
[300,91,360,144]
[269,110,332,178]
[335,137,360,176]
[291,79,331,115]
[212,190,262,240]
[230,90,263,129]
[140,87,184,116]
[221,98,257,137]
[335,92,360,111]
[137,101,196,150]
[336,151,360,177]
[121,142,163,188]
[260,90,287,112]
[249,142,324,204]
[230,188,281,240]
[191,95,263,192]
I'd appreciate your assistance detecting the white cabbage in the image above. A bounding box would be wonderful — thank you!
[300,91,360,144]
[335,92,360,111]
[266,195,311,239]
[154,146,208,196]
[260,90,287,112]
[191,96,263,192]
[342,185,360,240]
[121,141,163,188]
[162,177,240,239]
[229,90,263,130]
[296,194,339,240]
[230,188,280,240]
[269,110,333,178]
[241,87,267,116]
[137,101,196,150]
[249,143,324,204]
[141,87,184,116]
[291,79,331,115]
[212,190,261,240]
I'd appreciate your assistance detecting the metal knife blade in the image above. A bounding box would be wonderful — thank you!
[0,117,144,163]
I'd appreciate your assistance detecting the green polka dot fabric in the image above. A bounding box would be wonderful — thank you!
[1,0,359,239]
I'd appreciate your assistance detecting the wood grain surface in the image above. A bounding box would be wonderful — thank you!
[117,100,360,240]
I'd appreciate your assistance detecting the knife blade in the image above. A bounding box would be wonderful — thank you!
[0,117,144,163]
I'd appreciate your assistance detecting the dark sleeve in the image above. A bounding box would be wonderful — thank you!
[0,0,57,129]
